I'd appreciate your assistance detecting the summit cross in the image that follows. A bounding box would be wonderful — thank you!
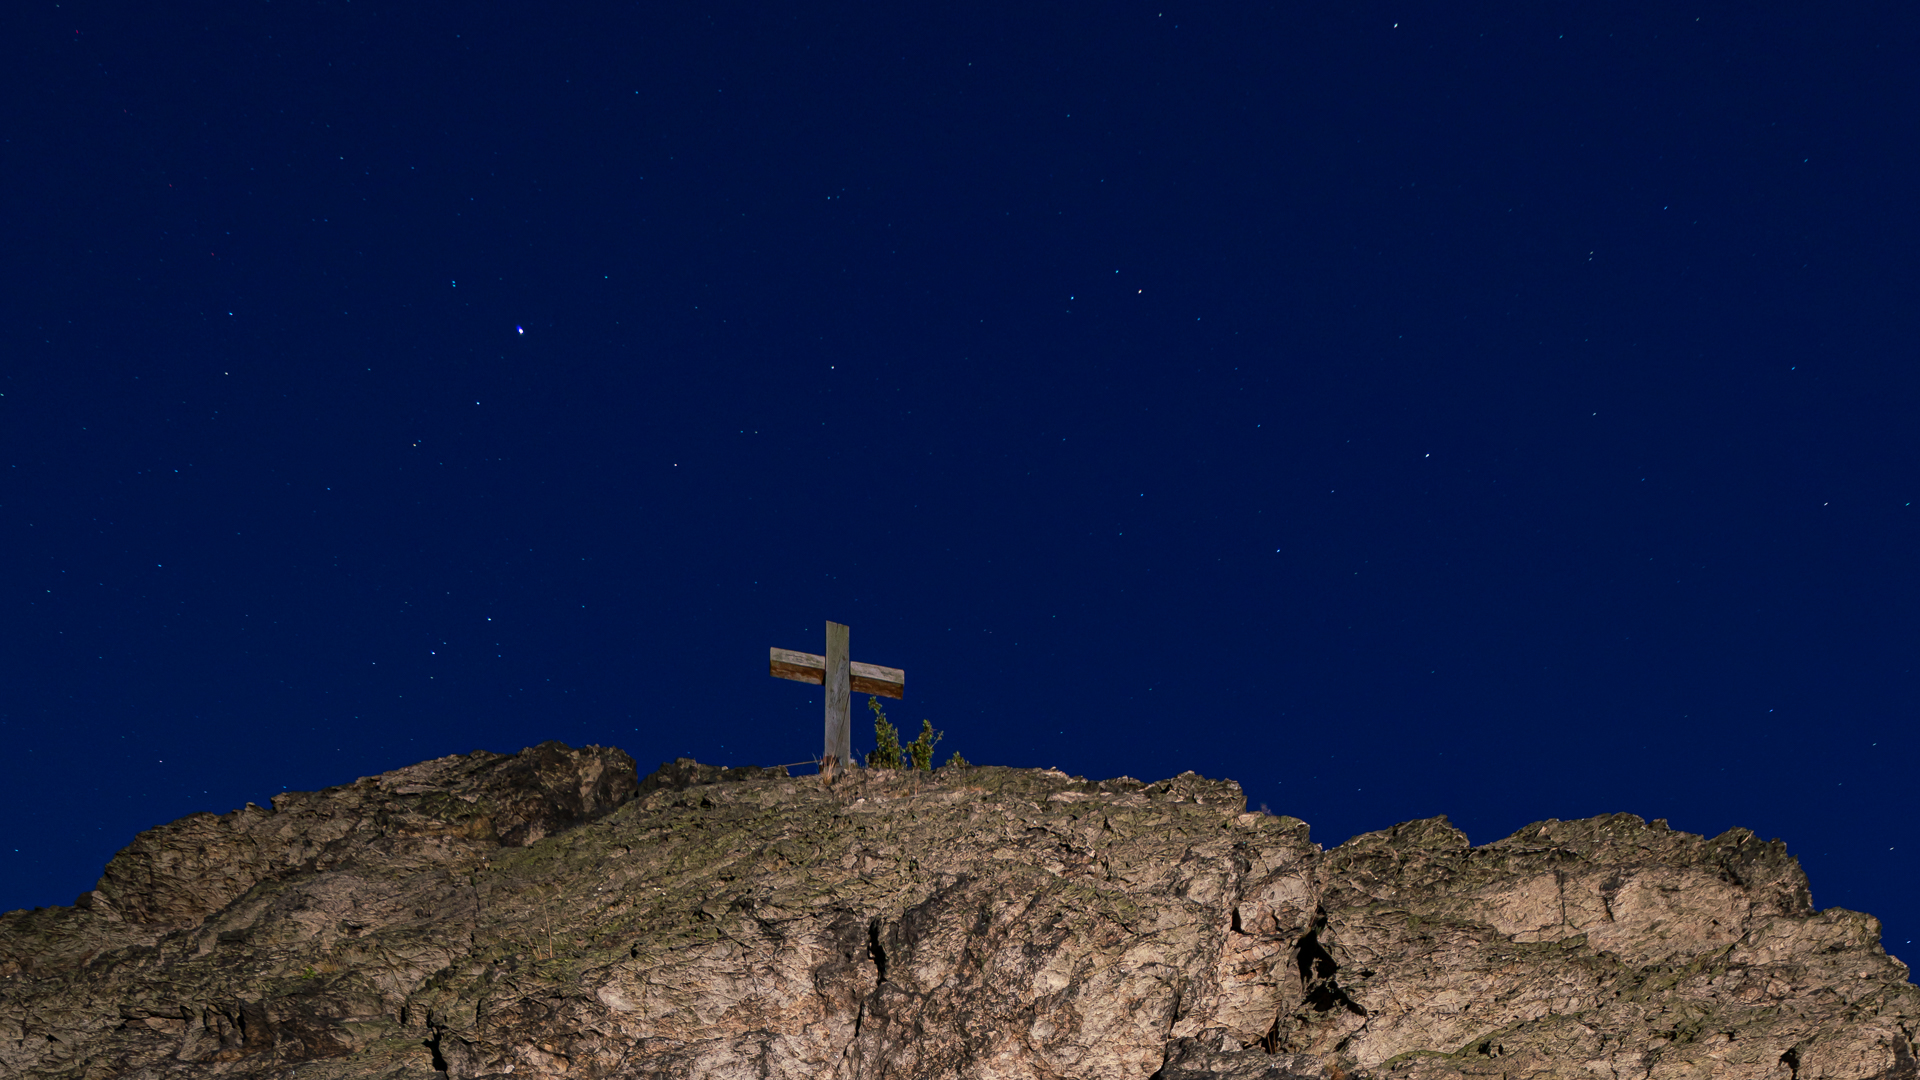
[769,621,905,778]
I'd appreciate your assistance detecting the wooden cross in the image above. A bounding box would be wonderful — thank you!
[769,621,904,778]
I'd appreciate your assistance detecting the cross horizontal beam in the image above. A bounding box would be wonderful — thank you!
[768,648,905,699]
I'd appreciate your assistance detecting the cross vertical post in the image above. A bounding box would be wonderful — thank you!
[823,620,851,774]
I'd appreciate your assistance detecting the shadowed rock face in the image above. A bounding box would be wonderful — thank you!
[0,747,1913,1080]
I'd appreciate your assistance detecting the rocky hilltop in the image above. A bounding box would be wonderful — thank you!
[1,743,1914,1080]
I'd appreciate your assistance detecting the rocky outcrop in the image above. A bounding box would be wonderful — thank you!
[0,745,1912,1080]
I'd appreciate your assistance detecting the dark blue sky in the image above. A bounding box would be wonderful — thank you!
[6,2,1916,957]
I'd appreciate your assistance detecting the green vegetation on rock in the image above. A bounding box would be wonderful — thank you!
[866,696,946,771]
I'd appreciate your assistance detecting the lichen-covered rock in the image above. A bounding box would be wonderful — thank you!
[90,740,640,930]
[0,750,1911,1080]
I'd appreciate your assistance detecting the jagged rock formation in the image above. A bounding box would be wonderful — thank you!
[1,743,1913,1080]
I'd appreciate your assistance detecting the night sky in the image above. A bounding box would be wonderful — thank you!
[6,3,1916,959]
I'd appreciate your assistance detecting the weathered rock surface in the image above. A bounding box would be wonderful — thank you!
[1,744,1913,1080]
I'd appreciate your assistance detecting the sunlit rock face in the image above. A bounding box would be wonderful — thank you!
[1,745,1913,1080]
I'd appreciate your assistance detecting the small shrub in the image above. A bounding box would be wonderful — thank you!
[945,751,971,768]
[866,698,947,771]
[866,697,902,769]
[905,719,942,771]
